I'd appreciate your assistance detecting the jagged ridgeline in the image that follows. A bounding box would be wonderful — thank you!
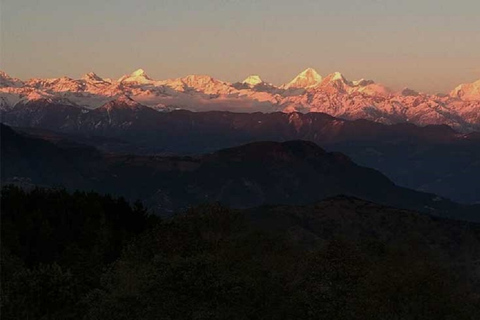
[1,69,479,132]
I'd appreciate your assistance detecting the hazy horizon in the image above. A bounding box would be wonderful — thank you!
[2,0,479,93]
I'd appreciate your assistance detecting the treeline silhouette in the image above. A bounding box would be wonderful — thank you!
[1,186,479,319]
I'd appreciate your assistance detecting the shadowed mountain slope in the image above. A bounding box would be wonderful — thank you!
[3,103,480,203]
[2,124,479,221]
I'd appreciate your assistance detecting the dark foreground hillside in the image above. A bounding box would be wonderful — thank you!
[2,186,480,319]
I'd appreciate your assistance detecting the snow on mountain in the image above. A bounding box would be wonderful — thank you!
[0,71,24,88]
[100,95,144,110]
[1,69,479,132]
[82,72,109,84]
[401,88,420,97]
[0,91,26,110]
[26,76,85,92]
[348,77,391,97]
[352,79,375,87]
[0,96,10,110]
[118,69,154,85]
[242,75,264,86]
[159,74,235,95]
[280,72,480,132]
[316,72,351,93]
[283,68,322,89]
[355,83,392,97]
[311,72,391,97]
[450,79,480,101]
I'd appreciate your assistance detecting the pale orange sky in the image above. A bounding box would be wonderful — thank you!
[1,0,479,93]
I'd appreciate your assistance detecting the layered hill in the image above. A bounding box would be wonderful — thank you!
[2,95,480,203]
[1,69,479,132]
[2,124,479,221]
[3,98,480,203]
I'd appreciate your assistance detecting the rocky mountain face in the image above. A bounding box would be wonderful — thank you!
[1,69,479,132]
[2,124,479,221]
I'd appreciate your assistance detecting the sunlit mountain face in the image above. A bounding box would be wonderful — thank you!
[1,68,479,132]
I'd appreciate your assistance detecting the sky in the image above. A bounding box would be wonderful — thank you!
[1,0,479,93]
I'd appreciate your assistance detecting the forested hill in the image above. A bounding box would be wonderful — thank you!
[2,186,480,319]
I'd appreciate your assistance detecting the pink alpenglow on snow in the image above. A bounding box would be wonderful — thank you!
[1,69,479,132]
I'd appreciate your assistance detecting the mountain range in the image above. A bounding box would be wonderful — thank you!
[1,69,479,132]
[2,124,479,221]
[3,95,480,204]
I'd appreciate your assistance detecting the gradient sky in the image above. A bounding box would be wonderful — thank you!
[1,0,479,93]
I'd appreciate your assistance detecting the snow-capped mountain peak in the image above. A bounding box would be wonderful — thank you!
[322,72,349,84]
[315,72,352,93]
[182,74,217,84]
[331,72,346,81]
[0,71,24,88]
[82,72,105,83]
[163,74,234,94]
[352,79,375,87]
[118,69,153,84]
[401,87,420,97]
[242,75,263,86]
[284,68,322,89]
[131,69,148,77]
[0,71,10,79]
[450,79,480,101]
[1,68,480,133]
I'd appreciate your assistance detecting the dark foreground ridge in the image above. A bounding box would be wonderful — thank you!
[2,186,479,319]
